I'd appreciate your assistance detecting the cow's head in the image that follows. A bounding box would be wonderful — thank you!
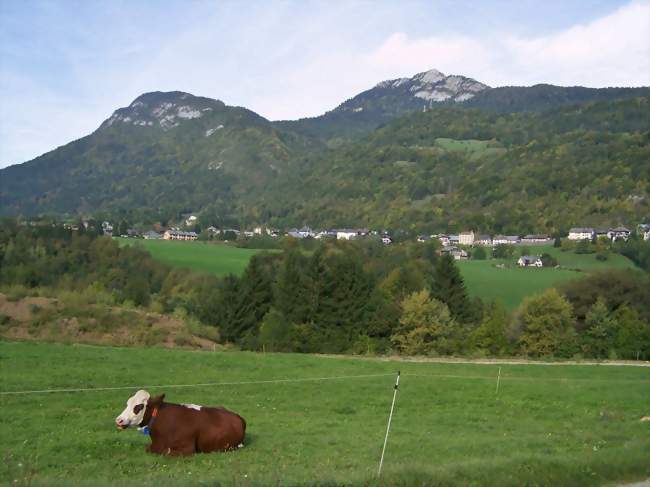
[115,390,150,430]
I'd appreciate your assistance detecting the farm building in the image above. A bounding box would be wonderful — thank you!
[163,230,198,241]
[518,255,543,267]
[143,231,162,239]
[568,227,595,240]
[493,235,520,245]
[475,235,492,245]
[521,234,551,244]
[441,246,468,260]
[608,226,631,241]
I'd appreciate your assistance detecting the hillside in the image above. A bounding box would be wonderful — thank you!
[277,96,650,233]
[0,91,317,223]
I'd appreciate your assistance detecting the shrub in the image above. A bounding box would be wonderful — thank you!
[173,332,194,347]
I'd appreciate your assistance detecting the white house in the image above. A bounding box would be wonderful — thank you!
[459,231,475,246]
[475,235,492,246]
[568,227,594,241]
[608,226,631,241]
[185,215,198,227]
[517,255,543,267]
[381,236,393,245]
[334,228,368,240]
[417,235,432,243]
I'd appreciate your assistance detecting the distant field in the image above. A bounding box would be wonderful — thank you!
[2,341,649,486]
[435,137,506,159]
[117,239,637,309]
[458,244,636,309]
[117,238,265,276]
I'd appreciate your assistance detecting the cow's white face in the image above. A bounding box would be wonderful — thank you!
[115,390,150,429]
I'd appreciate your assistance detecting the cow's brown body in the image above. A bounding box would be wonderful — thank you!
[141,395,246,456]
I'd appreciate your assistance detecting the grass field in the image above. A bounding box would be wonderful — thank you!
[117,239,637,309]
[2,341,649,486]
[458,244,637,309]
[118,239,264,276]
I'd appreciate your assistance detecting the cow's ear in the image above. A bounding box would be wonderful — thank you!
[150,393,166,405]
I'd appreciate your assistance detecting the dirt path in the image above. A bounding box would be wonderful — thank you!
[317,353,650,367]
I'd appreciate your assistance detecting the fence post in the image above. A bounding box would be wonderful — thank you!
[378,371,400,477]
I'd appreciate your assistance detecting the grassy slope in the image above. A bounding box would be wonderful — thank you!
[2,341,649,486]
[118,239,263,276]
[458,245,637,309]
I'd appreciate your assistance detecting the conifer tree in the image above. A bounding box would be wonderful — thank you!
[275,248,311,323]
[430,253,472,323]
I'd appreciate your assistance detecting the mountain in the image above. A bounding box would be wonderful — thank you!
[0,91,316,222]
[1,70,649,231]
[276,69,489,141]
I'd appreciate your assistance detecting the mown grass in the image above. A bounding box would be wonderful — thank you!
[117,239,265,276]
[458,244,637,309]
[1,341,649,486]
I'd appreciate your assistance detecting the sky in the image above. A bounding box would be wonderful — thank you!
[1,0,649,168]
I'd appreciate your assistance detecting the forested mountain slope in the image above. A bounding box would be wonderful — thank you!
[273,96,650,233]
[0,92,317,223]
[1,81,648,233]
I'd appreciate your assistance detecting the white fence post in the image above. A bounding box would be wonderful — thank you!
[378,371,400,477]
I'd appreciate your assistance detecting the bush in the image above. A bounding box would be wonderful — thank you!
[472,246,487,260]
[173,332,194,347]
[5,285,28,302]
[596,252,608,261]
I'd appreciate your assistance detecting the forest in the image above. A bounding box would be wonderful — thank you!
[1,220,648,359]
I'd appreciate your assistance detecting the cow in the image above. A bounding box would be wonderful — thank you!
[115,390,246,456]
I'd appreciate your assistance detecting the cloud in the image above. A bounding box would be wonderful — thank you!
[366,1,650,87]
[1,1,649,168]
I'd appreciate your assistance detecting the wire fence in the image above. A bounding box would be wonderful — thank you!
[0,372,396,396]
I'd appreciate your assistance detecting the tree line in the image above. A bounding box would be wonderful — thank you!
[1,219,648,359]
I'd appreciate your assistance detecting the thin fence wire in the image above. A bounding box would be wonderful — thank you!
[406,373,650,384]
[0,372,395,396]
[3,368,649,397]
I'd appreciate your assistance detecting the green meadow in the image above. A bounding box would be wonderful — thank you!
[458,244,637,309]
[1,341,649,486]
[120,238,637,309]
[118,239,264,276]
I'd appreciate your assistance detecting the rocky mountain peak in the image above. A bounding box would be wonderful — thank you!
[338,68,490,116]
[101,91,225,131]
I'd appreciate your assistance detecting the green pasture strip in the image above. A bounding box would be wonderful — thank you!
[117,238,267,276]
[457,260,578,309]
[2,341,649,486]
[458,245,636,308]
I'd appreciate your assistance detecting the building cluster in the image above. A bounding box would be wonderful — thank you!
[419,231,553,249]
[67,213,650,249]
[567,226,634,242]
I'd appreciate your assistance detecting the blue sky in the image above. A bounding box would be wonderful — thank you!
[1,0,649,168]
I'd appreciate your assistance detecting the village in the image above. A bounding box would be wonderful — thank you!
[83,214,650,269]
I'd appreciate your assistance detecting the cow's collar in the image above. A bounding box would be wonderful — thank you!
[139,406,159,435]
